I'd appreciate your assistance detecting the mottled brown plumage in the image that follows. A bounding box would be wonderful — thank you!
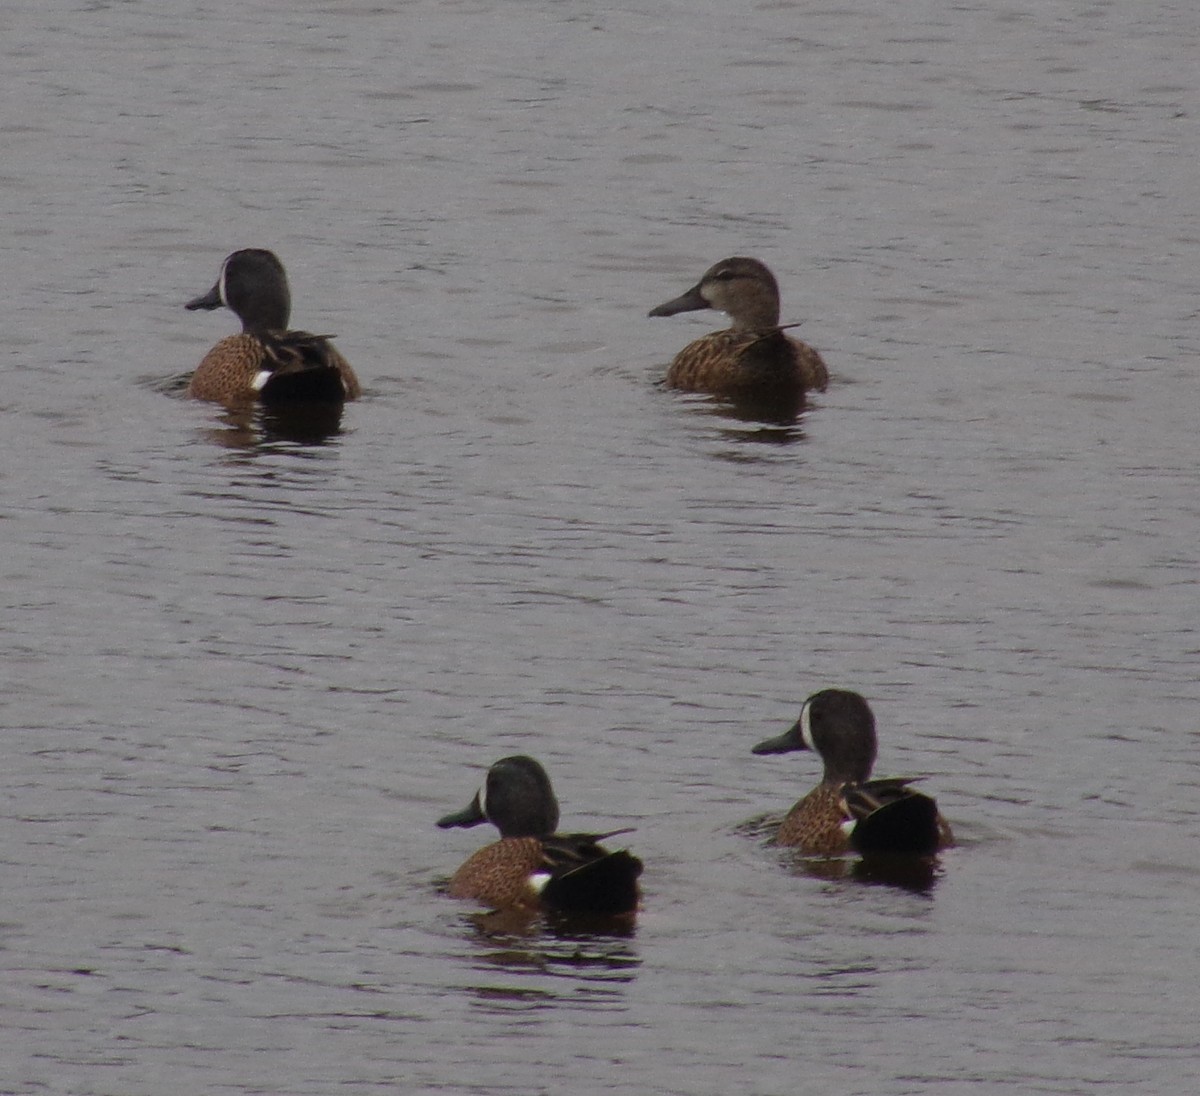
[185,249,360,408]
[649,257,828,398]
[437,756,642,917]
[775,783,854,856]
[447,836,549,910]
[753,689,953,857]
[446,832,641,914]
[187,332,360,405]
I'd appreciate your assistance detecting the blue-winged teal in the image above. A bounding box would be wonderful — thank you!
[649,257,828,398]
[753,689,953,856]
[437,755,643,916]
[185,249,361,407]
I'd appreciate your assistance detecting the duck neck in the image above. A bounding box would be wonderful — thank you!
[730,300,781,332]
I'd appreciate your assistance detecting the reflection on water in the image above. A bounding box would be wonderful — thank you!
[460,904,639,943]
[739,814,942,894]
[457,909,641,1012]
[256,402,347,446]
[200,402,347,451]
[793,851,942,895]
[668,385,811,444]
[716,419,808,446]
[7,0,1200,1091]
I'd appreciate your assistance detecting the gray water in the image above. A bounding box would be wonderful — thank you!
[3,1,1199,1093]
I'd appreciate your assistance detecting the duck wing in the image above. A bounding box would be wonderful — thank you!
[538,831,643,915]
[845,779,942,856]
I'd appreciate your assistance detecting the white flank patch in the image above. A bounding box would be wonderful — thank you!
[841,819,857,838]
[799,697,816,750]
[250,370,273,391]
[529,872,551,893]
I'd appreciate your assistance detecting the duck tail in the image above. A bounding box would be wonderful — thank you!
[849,793,941,856]
[543,850,643,916]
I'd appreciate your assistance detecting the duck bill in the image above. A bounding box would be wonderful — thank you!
[185,282,223,311]
[648,282,708,317]
[751,718,807,755]
[436,792,487,829]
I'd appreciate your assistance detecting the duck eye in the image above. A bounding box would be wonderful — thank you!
[712,269,736,281]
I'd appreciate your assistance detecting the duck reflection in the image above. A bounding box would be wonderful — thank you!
[455,906,641,1013]
[789,850,941,894]
[463,904,639,941]
[201,400,346,451]
[672,386,812,444]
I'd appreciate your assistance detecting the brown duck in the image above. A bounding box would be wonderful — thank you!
[185,249,361,407]
[753,689,953,857]
[649,257,828,399]
[437,755,642,916]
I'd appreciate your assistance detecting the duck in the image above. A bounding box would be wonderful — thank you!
[185,249,361,407]
[648,257,828,399]
[752,689,953,856]
[437,755,642,916]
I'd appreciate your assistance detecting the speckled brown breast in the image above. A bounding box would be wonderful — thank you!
[774,784,852,855]
[666,329,828,397]
[187,333,361,407]
[776,781,954,855]
[446,837,547,911]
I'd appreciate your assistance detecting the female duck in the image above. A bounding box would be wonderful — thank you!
[185,249,361,407]
[649,257,828,399]
[437,755,642,916]
[753,689,953,856]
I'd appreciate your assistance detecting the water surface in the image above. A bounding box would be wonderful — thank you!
[3,1,1199,1093]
